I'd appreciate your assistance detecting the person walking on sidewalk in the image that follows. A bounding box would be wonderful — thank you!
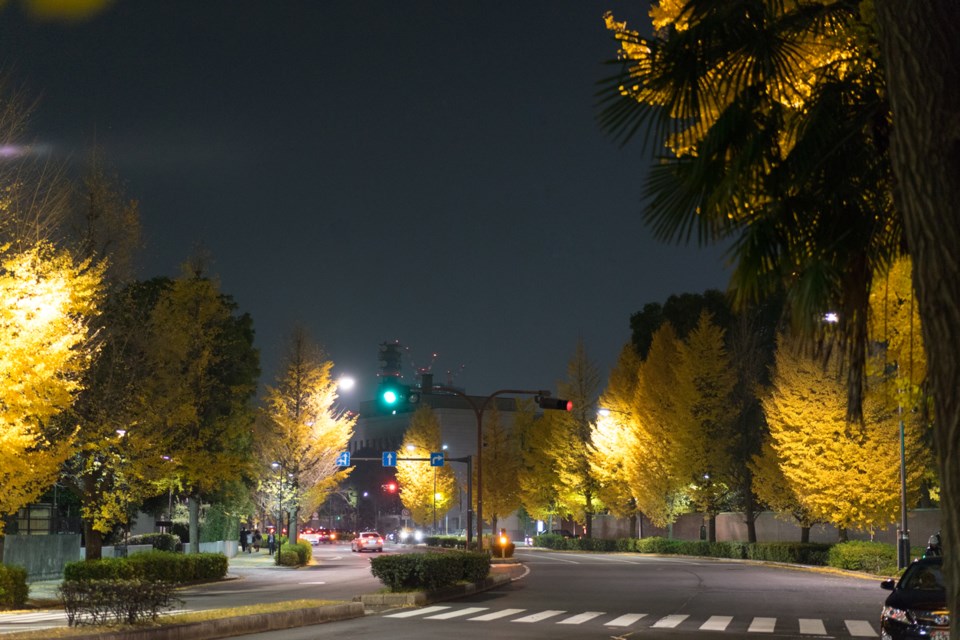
[240,527,248,553]
[267,530,277,555]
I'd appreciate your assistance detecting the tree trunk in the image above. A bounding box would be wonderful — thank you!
[707,514,716,543]
[188,495,200,554]
[84,522,103,561]
[875,2,960,636]
[838,528,848,543]
[742,482,758,543]
[800,526,810,544]
[629,513,638,538]
[289,506,298,544]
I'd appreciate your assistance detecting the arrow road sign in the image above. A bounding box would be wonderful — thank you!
[382,451,397,467]
[335,451,351,467]
[430,452,445,467]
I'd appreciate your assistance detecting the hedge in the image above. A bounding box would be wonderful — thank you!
[126,533,180,552]
[277,540,312,566]
[828,540,898,575]
[0,564,28,610]
[64,552,227,583]
[370,551,490,592]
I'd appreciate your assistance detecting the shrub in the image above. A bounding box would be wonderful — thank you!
[0,565,28,610]
[370,551,490,592]
[533,533,566,550]
[747,542,831,565]
[127,533,180,552]
[278,550,300,567]
[64,558,138,582]
[276,540,311,566]
[828,541,898,575]
[59,579,181,626]
[491,540,516,557]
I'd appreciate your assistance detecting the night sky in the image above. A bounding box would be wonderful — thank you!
[1,1,729,403]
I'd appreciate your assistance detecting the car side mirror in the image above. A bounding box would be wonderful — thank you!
[881,579,896,591]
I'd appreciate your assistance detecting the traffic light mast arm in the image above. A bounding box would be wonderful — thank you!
[422,380,568,550]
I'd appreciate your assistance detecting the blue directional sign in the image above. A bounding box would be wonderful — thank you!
[335,451,351,467]
[382,451,397,467]
[430,451,445,467]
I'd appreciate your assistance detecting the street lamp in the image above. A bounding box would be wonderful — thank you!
[271,462,282,562]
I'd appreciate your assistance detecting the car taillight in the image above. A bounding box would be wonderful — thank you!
[330,533,337,540]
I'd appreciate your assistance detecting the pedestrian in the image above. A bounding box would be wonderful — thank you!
[267,530,277,555]
[253,529,262,552]
[239,526,248,553]
[246,528,254,553]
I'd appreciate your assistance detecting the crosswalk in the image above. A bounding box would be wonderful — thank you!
[385,605,879,636]
[0,608,193,635]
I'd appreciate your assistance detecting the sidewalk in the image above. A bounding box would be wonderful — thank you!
[24,548,281,608]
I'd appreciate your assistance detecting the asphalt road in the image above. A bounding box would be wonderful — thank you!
[233,547,887,639]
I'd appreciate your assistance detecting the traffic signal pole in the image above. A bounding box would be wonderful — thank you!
[420,375,568,551]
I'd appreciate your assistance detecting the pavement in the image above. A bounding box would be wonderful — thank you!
[3,548,524,639]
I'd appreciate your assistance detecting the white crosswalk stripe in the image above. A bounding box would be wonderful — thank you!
[701,615,733,631]
[800,618,827,634]
[653,614,689,628]
[426,607,489,620]
[468,608,526,621]
[749,616,777,632]
[377,605,880,637]
[605,613,647,627]
[845,619,877,637]
[512,609,565,623]
[557,611,604,624]
[385,605,450,618]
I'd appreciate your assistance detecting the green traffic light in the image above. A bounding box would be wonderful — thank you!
[382,389,398,405]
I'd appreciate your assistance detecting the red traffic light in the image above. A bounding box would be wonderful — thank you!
[538,396,573,411]
[382,482,397,493]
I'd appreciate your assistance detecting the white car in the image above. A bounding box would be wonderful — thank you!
[351,531,384,553]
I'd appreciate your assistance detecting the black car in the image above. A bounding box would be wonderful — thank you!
[880,556,949,639]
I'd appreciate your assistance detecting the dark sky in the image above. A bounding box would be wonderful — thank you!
[1,1,729,402]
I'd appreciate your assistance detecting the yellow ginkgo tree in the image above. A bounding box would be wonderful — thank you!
[395,406,458,530]
[0,241,103,533]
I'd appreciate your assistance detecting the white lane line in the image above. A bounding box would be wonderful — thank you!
[426,607,489,620]
[605,613,647,627]
[468,608,526,621]
[652,614,689,628]
[557,611,604,624]
[845,620,877,637]
[799,618,827,634]
[512,610,566,623]
[385,605,451,618]
[701,615,733,631]
[748,617,777,632]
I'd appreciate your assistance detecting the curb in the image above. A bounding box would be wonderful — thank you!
[358,573,512,609]
[39,602,365,640]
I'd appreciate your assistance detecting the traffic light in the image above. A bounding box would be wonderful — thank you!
[375,380,420,414]
[383,482,397,493]
[537,396,573,411]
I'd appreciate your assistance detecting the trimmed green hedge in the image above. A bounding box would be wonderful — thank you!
[127,533,180,552]
[0,564,28,610]
[64,552,227,584]
[277,540,312,566]
[828,540,898,575]
[370,551,490,592]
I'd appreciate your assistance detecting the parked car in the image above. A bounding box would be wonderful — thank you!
[351,531,384,553]
[317,528,337,544]
[880,556,949,639]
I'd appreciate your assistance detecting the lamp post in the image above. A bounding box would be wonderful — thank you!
[420,374,568,550]
[271,462,283,563]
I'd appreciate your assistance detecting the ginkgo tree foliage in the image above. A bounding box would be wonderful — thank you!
[0,240,103,533]
[141,263,259,553]
[478,403,521,538]
[761,336,925,535]
[395,406,458,529]
[262,328,355,542]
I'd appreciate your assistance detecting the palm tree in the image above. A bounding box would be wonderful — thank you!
[598,0,900,420]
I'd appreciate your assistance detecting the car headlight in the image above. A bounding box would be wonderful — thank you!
[414,530,423,542]
[882,606,911,624]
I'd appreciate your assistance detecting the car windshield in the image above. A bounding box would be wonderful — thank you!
[902,564,945,591]
[362,533,379,538]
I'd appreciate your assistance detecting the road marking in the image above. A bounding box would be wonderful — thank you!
[468,608,526,621]
[557,611,604,624]
[426,607,489,620]
[749,617,777,632]
[512,610,566,623]
[845,620,877,636]
[299,581,326,585]
[652,614,689,628]
[605,613,647,627]
[701,615,733,631]
[799,618,827,634]
[385,605,451,618]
